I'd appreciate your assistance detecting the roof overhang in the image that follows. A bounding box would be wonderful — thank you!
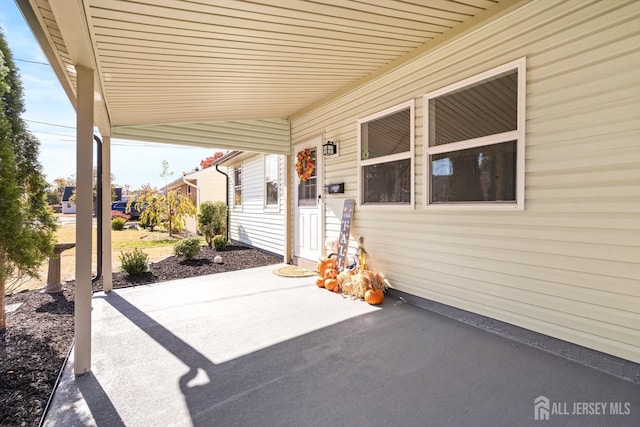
[16,0,530,152]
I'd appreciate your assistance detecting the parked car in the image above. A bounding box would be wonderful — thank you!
[111,201,146,220]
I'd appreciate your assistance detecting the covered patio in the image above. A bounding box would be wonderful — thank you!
[16,1,640,409]
[44,266,639,426]
[16,0,532,376]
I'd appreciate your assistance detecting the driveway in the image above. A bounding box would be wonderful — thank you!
[44,265,640,426]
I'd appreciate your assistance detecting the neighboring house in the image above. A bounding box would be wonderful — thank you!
[62,186,122,215]
[61,186,76,214]
[215,152,286,257]
[165,166,227,233]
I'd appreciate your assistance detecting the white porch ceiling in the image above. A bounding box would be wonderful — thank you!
[18,0,514,149]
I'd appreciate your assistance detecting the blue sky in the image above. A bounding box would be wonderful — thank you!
[0,3,220,190]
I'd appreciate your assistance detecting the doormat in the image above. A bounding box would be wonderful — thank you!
[273,265,316,278]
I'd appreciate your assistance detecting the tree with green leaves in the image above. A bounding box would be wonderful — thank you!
[197,201,227,249]
[165,189,196,236]
[130,188,195,237]
[0,29,56,329]
[69,167,117,204]
[52,175,75,200]
[130,188,161,231]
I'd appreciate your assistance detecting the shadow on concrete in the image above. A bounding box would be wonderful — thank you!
[76,373,126,427]
[42,351,126,427]
[101,292,640,427]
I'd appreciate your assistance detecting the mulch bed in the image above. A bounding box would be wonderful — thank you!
[1,245,281,427]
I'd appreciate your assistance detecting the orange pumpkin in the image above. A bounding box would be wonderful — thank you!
[315,276,325,288]
[324,268,338,279]
[325,278,338,291]
[317,258,330,274]
[364,288,384,305]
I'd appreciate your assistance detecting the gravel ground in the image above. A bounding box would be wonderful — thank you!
[1,245,281,427]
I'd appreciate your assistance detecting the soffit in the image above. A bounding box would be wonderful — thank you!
[19,0,523,149]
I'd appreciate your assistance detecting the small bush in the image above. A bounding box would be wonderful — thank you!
[213,235,228,251]
[173,237,202,260]
[119,248,149,276]
[197,201,227,248]
[111,217,126,230]
[111,210,130,221]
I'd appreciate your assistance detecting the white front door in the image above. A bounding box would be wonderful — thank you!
[294,138,323,261]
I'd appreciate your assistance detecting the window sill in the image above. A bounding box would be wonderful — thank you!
[357,202,415,210]
[424,202,524,211]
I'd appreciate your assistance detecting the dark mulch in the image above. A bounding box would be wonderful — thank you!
[92,245,281,291]
[1,245,281,427]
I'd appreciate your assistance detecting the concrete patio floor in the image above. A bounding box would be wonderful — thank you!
[44,265,640,427]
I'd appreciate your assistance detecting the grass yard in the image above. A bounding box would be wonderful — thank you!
[6,215,200,295]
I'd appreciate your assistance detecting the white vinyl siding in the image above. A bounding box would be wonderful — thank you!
[290,0,640,364]
[228,154,285,256]
[113,118,291,154]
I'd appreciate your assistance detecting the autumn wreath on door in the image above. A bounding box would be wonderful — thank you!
[296,148,314,181]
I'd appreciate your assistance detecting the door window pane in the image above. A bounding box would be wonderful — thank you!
[298,148,317,207]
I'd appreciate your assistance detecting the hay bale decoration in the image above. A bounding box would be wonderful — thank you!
[317,236,390,304]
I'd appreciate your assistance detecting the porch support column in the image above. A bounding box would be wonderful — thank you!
[284,154,292,264]
[74,65,94,376]
[101,135,112,292]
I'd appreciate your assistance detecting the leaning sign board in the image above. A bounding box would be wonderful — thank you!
[336,199,355,270]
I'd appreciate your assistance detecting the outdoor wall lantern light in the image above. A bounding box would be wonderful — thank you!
[323,140,337,156]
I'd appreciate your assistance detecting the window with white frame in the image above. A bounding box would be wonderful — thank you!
[233,166,242,207]
[424,58,525,209]
[358,100,414,206]
[265,154,279,207]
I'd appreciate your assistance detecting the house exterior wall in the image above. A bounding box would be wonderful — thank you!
[290,0,640,363]
[228,154,285,256]
[167,169,226,233]
[61,202,76,214]
[196,167,226,205]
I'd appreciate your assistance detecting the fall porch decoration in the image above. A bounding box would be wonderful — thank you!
[296,148,314,181]
[316,254,340,291]
[315,237,391,304]
[337,269,390,302]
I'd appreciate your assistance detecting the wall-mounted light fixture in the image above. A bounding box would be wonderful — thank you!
[323,140,337,156]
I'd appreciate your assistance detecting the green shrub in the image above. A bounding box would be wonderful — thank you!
[111,217,126,230]
[213,235,228,251]
[173,237,202,260]
[119,248,149,276]
[197,201,227,248]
